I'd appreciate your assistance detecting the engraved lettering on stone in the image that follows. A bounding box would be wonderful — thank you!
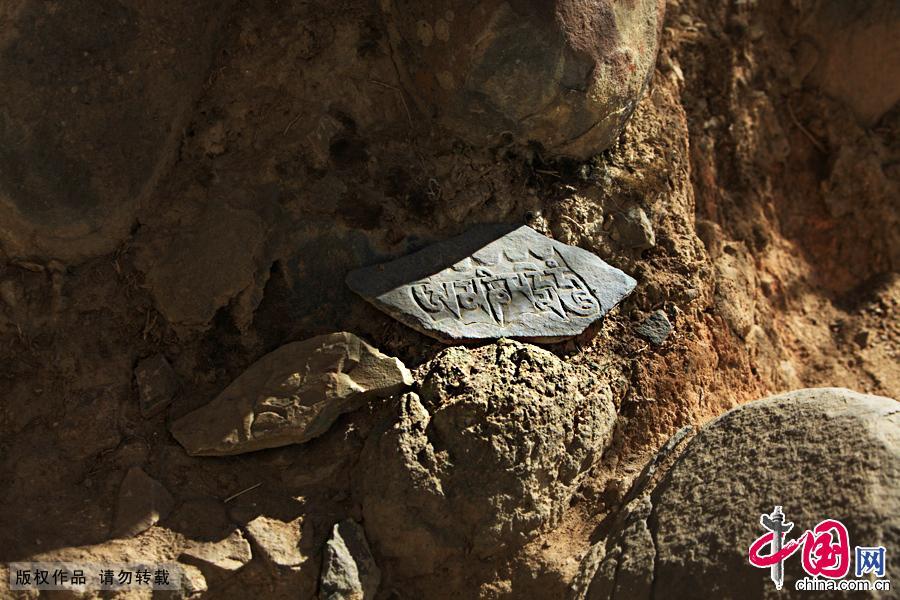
[345,224,637,342]
[408,248,600,326]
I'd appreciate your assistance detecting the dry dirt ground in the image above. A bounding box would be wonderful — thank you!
[0,0,898,598]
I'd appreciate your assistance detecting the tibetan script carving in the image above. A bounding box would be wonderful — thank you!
[409,250,601,326]
[346,224,637,342]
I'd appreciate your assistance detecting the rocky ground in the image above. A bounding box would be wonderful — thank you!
[0,0,898,598]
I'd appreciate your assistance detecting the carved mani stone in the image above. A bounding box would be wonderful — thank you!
[346,225,636,342]
[169,332,412,456]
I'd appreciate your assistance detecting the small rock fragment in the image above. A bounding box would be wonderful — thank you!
[134,205,266,330]
[347,224,636,342]
[612,206,656,251]
[244,516,305,569]
[320,520,381,600]
[305,114,345,169]
[112,467,174,538]
[170,332,412,456]
[178,564,208,596]
[134,354,179,417]
[635,310,672,345]
[180,529,252,575]
[112,439,151,469]
[198,121,227,156]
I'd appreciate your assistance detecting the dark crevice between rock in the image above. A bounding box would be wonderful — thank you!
[642,426,697,600]
[645,495,661,600]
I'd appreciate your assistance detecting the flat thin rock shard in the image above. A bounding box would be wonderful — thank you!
[346,224,637,342]
[169,332,413,456]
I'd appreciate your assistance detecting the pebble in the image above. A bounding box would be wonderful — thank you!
[134,354,179,417]
[635,310,673,345]
[112,467,174,538]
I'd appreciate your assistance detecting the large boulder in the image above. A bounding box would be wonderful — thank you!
[170,332,412,456]
[796,1,900,126]
[0,0,229,261]
[358,340,617,577]
[382,0,664,158]
[576,387,900,599]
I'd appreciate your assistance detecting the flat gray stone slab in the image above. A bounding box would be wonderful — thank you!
[346,224,636,342]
